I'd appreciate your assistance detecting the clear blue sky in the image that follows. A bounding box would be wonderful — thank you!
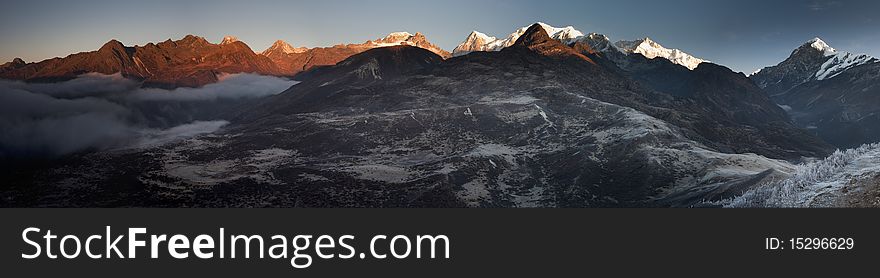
[2,0,878,73]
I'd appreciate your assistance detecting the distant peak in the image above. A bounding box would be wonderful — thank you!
[12,58,25,64]
[383,32,413,40]
[806,37,826,44]
[262,39,308,55]
[99,39,126,51]
[220,35,239,45]
[467,30,494,41]
[181,35,209,44]
[628,37,662,49]
[373,32,415,45]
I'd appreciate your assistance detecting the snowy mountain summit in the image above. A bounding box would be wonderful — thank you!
[613,37,708,70]
[453,22,707,70]
[806,37,835,55]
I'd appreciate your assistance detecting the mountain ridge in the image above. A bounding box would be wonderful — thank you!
[453,22,707,70]
[0,35,282,88]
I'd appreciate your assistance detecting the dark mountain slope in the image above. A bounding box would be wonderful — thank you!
[573,40,832,159]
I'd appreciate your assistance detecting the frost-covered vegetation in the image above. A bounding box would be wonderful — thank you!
[723,143,880,207]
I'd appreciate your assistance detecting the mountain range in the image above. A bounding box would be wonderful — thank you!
[453,22,708,70]
[1,22,878,208]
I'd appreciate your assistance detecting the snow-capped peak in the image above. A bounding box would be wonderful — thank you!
[385,32,413,39]
[220,35,239,45]
[452,31,497,55]
[800,38,879,80]
[469,30,495,43]
[370,32,417,47]
[614,37,708,70]
[807,37,836,56]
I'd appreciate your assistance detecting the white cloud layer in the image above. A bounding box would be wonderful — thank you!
[0,73,297,158]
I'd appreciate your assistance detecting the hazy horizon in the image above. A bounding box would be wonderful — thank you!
[2,0,878,73]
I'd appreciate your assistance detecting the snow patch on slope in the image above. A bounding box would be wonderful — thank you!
[614,38,708,70]
[799,38,878,81]
[815,52,877,80]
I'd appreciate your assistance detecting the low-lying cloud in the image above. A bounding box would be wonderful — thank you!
[130,73,295,101]
[0,73,297,158]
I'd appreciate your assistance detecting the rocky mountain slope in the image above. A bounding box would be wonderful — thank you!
[751,38,880,148]
[571,38,832,160]
[0,35,283,88]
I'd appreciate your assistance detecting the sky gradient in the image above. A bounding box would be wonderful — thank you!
[2,0,878,73]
